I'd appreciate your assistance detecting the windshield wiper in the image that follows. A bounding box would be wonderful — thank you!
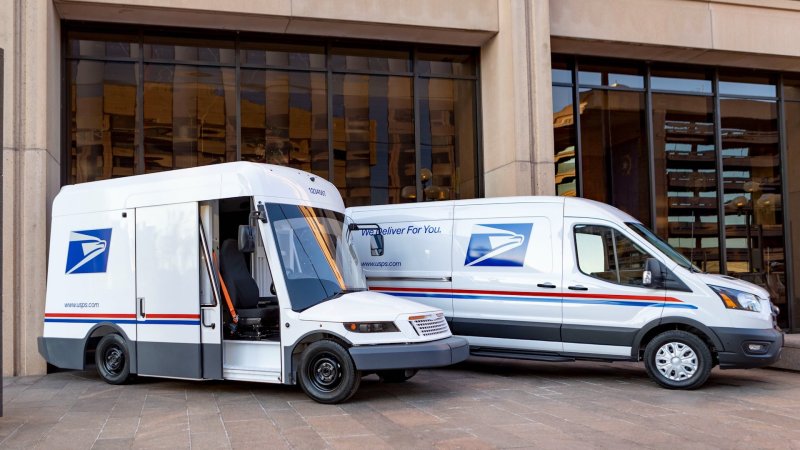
[319,288,367,302]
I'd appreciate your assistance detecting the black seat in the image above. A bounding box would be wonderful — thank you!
[219,239,278,325]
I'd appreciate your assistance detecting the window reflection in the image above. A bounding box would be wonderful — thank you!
[578,62,644,89]
[785,102,800,328]
[143,64,236,172]
[69,61,139,183]
[240,69,328,177]
[553,86,576,196]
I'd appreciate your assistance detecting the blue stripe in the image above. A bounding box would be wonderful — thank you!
[378,291,699,310]
[44,319,201,325]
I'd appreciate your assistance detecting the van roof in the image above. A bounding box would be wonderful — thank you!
[53,162,343,216]
[347,196,642,225]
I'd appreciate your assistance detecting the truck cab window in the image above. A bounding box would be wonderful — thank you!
[575,224,653,287]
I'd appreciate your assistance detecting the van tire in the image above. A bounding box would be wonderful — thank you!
[95,334,132,385]
[377,369,418,383]
[644,330,712,390]
[298,340,360,404]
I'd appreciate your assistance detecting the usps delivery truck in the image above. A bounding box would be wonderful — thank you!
[348,197,783,389]
[38,162,468,403]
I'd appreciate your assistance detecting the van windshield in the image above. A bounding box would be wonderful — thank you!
[626,222,701,273]
[266,203,367,312]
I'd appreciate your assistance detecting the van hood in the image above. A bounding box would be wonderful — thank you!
[694,272,771,300]
[298,290,440,322]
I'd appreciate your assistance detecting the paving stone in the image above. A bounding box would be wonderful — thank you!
[91,438,134,449]
[189,431,231,450]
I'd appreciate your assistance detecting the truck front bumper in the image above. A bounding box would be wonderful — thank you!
[712,327,783,369]
[349,336,469,371]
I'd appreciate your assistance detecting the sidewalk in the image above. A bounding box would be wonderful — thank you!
[770,333,800,371]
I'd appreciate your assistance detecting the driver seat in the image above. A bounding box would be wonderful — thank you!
[219,239,278,331]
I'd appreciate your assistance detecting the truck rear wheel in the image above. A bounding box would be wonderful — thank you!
[644,330,712,390]
[95,334,132,385]
[298,340,360,404]
[378,369,418,383]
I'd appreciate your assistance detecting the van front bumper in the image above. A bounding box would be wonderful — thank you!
[349,336,469,371]
[712,327,783,369]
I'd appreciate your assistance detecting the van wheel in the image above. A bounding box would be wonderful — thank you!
[377,369,418,383]
[298,340,360,404]
[644,330,712,390]
[95,334,132,385]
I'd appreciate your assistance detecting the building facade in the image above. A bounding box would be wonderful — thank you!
[2,0,800,375]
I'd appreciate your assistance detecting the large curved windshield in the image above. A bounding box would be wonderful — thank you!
[266,203,366,312]
[626,222,701,272]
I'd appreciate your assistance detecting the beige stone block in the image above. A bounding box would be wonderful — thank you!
[710,3,800,58]
[484,161,532,198]
[55,0,292,16]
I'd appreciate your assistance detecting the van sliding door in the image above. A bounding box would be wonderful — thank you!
[135,202,202,379]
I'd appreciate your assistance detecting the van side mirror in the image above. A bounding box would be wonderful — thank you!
[642,258,663,287]
[347,222,384,256]
[371,234,384,256]
[238,225,256,253]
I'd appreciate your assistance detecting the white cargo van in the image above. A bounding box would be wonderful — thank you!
[38,162,468,403]
[348,197,783,389]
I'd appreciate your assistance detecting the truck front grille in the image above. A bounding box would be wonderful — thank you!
[410,313,449,336]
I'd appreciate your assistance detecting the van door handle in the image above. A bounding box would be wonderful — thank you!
[537,283,556,289]
[138,297,145,318]
[568,285,588,291]
[201,308,216,330]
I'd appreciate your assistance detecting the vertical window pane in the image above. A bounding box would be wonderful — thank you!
[720,98,786,326]
[332,74,415,206]
[652,94,720,272]
[69,61,139,183]
[240,69,328,177]
[553,85,577,196]
[579,89,650,225]
[418,78,477,201]
[143,64,236,172]
[785,102,800,328]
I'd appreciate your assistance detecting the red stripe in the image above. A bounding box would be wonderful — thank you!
[369,286,683,303]
[146,314,201,319]
[45,313,137,318]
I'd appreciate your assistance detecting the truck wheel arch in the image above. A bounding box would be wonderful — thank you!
[283,331,352,385]
[83,323,137,374]
[631,317,723,361]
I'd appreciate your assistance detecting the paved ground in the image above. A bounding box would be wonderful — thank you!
[1,358,800,449]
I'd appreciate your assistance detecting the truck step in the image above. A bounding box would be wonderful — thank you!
[470,348,575,362]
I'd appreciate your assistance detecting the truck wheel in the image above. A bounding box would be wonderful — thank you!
[95,334,132,385]
[644,330,712,390]
[298,340,360,404]
[377,369,418,383]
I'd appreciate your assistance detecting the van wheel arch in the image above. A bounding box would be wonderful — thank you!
[286,331,352,385]
[633,318,721,366]
[83,323,136,373]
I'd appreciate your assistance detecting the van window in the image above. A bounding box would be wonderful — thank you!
[574,224,653,287]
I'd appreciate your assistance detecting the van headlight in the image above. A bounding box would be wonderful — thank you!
[709,286,762,312]
[343,322,399,333]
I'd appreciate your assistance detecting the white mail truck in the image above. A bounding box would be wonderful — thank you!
[348,197,783,389]
[38,162,468,403]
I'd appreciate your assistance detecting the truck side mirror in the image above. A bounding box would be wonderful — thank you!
[238,225,256,253]
[371,234,384,256]
[643,258,663,287]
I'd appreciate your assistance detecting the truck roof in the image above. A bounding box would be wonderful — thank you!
[347,196,642,226]
[53,162,344,216]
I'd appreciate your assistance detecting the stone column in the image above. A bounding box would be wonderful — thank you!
[480,0,555,197]
[1,0,61,376]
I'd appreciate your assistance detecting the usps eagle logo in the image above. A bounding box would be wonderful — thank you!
[65,229,113,274]
[464,224,532,267]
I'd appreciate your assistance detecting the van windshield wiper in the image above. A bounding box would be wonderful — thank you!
[320,288,367,302]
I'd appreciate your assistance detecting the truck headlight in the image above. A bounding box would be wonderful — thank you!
[343,322,399,333]
[709,286,762,312]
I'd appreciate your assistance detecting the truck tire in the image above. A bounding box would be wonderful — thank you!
[644,330,712,390]
[95,334,132,385]
[298,340,360,404]
[377,369,418,383]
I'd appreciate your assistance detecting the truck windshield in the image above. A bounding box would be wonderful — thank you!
[626,222,701,273]
[266,203,367,312]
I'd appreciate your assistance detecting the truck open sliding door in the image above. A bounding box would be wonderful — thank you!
[135,202,202,379]
[199,202,222,379]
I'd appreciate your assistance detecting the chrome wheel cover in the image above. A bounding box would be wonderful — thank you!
[655,342,698,381]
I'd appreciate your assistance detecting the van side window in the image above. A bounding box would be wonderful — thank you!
[574,224,653,287]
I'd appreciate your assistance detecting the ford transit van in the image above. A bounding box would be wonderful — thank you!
[38,162,468,404]
[348,197,783,389]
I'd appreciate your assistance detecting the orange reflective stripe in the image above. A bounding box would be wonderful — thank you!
[213,252,238,324]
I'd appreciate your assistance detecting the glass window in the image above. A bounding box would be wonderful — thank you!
[785,102,800,328]
[652,93,719,272]
[144,36,235,65]
[578,62,644,89]
[330,47,411,73]
[67,31,139,59]
[553,86,577,196]
[551,57,572,85]
[240,41,325,69]
[69,60,139,183]
[650,66,713,94]
[332,74,415,206]
[784,75,800,102]
[575,224,653,286]
[719,72,777,98]
[240,69,328,177]
[417,49,476,77]
[143,64,236,172]
[579,89,651,225]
